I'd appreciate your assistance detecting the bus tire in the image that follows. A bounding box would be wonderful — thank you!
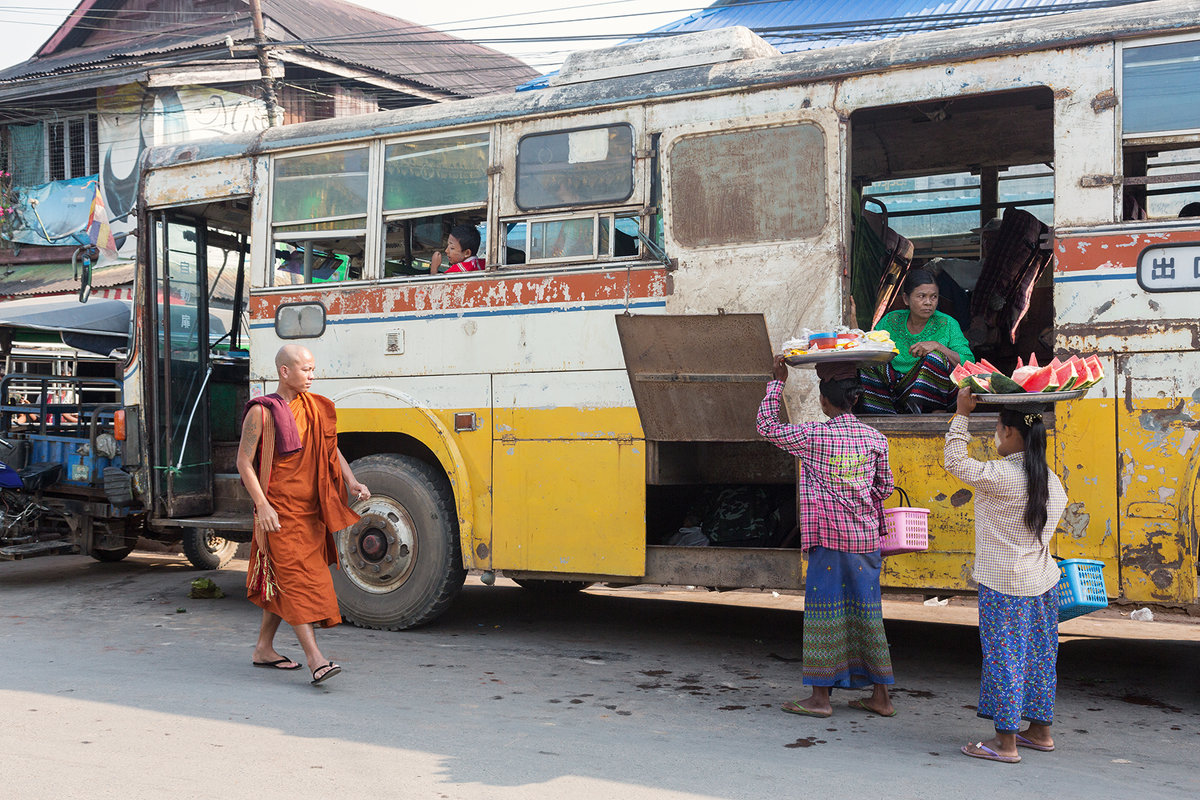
[512,578,594,593]
[333,454,465,631]
[183,528,237,570]
[91,545,135,562]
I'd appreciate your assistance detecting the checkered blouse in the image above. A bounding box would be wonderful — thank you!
[944,414,1066,596]
[756,380,893,553]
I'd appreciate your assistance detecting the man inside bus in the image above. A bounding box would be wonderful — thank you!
[429,223,485,274]
[237,344,370,685]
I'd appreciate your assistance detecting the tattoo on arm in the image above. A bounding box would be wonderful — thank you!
[238,406,262,464]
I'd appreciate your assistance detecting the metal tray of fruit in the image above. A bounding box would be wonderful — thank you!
[972,388,1089,404]
[783,349,895,367]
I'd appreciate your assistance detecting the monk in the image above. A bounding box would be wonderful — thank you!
[237,344,370,685]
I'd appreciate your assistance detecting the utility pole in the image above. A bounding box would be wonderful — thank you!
[249,0,282,127]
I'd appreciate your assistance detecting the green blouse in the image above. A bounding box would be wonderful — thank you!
[874,310,974,375]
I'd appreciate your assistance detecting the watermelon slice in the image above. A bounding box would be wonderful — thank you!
[969,374,992,393]
[989,373,1027,394]
[1054,361,1079,390]
[1020,365,1057,393]
[950,363,975,388]
[1081,355,1105,388]
[978,358,1001,373]
[1011,363,1040,385]
[1064,356,1090,389]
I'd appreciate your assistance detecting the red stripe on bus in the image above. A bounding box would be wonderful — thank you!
[250,267,669,318]
[1054,230,1200,272]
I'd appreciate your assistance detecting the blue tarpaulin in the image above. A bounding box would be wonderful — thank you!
[8,174,99,248]
[518,0,1155,89]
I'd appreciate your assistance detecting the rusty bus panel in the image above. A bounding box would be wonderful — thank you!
[616,313,776,442]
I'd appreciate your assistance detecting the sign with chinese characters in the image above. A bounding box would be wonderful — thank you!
[1137,243,1200,292]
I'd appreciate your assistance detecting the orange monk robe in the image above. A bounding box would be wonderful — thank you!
[247,392,359,628]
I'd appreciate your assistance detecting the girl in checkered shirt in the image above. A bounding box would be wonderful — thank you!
[944,388,1068,765]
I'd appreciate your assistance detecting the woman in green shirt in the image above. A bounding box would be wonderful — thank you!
[859,269,974,414]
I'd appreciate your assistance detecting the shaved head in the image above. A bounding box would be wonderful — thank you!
[275,344,313,371]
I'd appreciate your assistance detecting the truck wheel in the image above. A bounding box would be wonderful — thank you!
[183,528,237,570]
[91,545,135,563]
[332,454,465,630]
[512,579,594,593]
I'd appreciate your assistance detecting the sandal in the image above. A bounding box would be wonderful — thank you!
[961,742,1021,764]
[311,662,341,685]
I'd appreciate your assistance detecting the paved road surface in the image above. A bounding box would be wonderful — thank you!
[2,554,1198,799]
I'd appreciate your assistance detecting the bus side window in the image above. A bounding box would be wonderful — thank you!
[1121,39,1200,220]
[271,147,368,285]
[381,132,490,277]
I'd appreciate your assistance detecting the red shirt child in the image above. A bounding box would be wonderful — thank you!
[430,225,485,275]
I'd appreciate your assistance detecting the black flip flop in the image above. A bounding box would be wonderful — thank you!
[253,656,301,670]
[311,662,341,685]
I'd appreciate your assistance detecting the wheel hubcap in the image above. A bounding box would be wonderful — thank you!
[338,497,417,594]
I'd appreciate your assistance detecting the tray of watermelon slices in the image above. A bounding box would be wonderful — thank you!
[950,353,1104,404]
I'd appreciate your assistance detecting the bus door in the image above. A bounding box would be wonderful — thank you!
[149,213,213,517]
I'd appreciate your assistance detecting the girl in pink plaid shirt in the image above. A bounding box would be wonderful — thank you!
[758,357,896,719]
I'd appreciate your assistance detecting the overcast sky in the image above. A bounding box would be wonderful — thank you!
[0,1,699,74]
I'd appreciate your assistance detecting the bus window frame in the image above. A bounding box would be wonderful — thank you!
[268,142,376,286]
[514,122,637,212]
[1118,32,1200,223]
[499,110,645,218]
[501,207,646,267]
[1119,32,1200,143]
[380,127,492,219]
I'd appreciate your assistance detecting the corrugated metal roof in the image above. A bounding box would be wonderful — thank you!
[0,0,537,98]
[0,261,134,299]
[640,0,1162,52]
[0,21,255,83]
[262,0,538,97]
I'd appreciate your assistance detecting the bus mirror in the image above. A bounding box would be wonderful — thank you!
[73,245,96,303]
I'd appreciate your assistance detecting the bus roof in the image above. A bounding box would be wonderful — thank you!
[142,0,1200,170]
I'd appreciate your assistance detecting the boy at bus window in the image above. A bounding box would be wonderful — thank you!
[430,224,485,275]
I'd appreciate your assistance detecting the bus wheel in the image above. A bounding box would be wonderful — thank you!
[512,579,594,593]
[183,528,237,570]
[91,545,135,563]
[333,454,465,631]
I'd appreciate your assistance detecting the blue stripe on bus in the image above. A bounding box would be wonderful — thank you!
[1053,273,1135,283]
[248,299,668,329]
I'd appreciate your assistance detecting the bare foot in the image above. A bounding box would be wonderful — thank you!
[964,736,1019,760]
[1017,726,1055,751]
[783,692,832,716]
[251,649,299,669]
[849,697,896,716]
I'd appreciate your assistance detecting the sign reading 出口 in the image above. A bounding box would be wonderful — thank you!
[1137,242,1200,292]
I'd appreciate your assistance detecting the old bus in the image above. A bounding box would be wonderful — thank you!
[114,0,1200,627]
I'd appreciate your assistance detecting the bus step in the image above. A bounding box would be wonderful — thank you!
[0,540,75,560]
[151,512,253,532]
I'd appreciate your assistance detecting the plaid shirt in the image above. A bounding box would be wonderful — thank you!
[756,380,893,552]
[944,415,1066,596]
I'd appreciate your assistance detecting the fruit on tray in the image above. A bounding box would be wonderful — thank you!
[948,353,1105,394]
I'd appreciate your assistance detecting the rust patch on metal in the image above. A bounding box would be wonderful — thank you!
[1138,401,1199,433]
[950,488,973,507]
[1053,88,1072,100]
[476,542,490,559]
[1123,536,1183,591]
[1086,299,1115,323]
[1060,502,1090,540]
[1091,89,1118,113]
[1059,319,1200,348]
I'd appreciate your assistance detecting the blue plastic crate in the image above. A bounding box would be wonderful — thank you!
[1055,558,1108,622]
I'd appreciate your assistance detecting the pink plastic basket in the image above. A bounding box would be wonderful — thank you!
[881,488,930,556]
